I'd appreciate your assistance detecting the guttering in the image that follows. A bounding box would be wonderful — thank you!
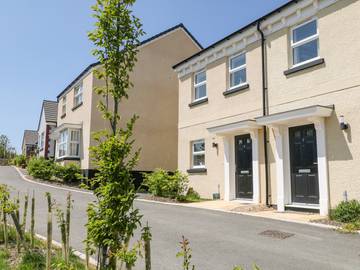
[257,20,270,207]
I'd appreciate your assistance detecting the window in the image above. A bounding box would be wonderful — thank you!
[58,129,80,158]
[69,130,80,156]
[192,140,205,168]
[229,53,246,88]
[39,132,44,149]
[74,84,83,107]
[61,96,66,116]
[58,130,68,158]
[193,71,207,101]
[291,19,319,66]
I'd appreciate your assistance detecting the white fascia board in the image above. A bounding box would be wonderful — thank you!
[207,120,260,136]
[255,105,334,126]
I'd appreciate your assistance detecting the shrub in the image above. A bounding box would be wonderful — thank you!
[18,250,46,270]
[12,155,27,168]
[184,187,201,202]
[331,200,360,223]
[27,157,54,180]
[143,169,189,200]
[54,163,83,183]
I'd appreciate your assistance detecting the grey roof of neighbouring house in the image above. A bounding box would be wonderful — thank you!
[22,130,38,147]
[37,100,58,130]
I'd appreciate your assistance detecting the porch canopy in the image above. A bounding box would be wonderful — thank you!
[255,105,334,126]
[50,123,82,139]
[207,119,260,136]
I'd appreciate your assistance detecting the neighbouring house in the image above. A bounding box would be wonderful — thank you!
[21,130,38,158]
[50,24,202,182]
[37,100,58,159]
[173,0,360,216]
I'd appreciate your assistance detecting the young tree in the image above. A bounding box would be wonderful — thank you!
[86,0,144,269]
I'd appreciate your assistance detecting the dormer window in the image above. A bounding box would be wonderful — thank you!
[229,53,246,89]
[291,19,319,66]
[74,84,83,108]
[193,71,207,101]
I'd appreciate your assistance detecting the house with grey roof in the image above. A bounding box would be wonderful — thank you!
[21,130,38,158]
[37,100,58,159]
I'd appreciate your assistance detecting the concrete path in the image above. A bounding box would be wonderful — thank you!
[0,166,359,270]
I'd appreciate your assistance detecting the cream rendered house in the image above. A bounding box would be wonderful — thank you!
[51,24,202,181]
[173,0,360,216]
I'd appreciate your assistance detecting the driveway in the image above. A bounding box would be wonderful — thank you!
[0,166,359,270]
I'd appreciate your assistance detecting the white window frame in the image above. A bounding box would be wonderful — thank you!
[58,128,81,158]
[74,84,83,107]
[191,139,205,169]
[229,52,247,89]
[193,70,207,102]
[61,95,66,116]
[291,18,319,67]
[58,129,68,158]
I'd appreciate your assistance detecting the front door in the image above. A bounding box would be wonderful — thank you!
[235,134,253,199]
[289,124,319,204]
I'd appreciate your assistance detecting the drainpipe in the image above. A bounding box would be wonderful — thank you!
[257,21,270,207]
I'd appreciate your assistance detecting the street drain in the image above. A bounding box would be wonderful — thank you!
[259,230,294,239]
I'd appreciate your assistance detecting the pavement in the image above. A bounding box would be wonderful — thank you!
[0,166,360,270]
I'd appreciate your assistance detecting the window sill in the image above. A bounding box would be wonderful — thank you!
[56,156,80,162]
[60,114,66,119]
[223,83,249,96]
[187,168,207,174]
[284,58,325,76]
[72,102,83,111]
[188,98,208,108]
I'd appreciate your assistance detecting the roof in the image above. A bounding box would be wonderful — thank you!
[173,0,299,69]
[37,100,58,130]
[57,23,202,99]
[22,130,38,147]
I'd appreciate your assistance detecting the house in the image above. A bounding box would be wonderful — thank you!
[173,0,360,216]
[21,130,38,158]
[37,100,58,159]
[50,24,202,181]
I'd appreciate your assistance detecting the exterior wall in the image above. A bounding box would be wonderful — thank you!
[177,0,360,208]
[37,109,46,157]
[265,0,360,207]
[56,72,94,169]
[90,28,201,171]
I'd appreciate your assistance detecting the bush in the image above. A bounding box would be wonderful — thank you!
[143,169,189,200]
[184,187,201,202]
[27,157,54,180]
[18,250,46,270]
[12,155,27,168]
[331,200,360,223]
[54,163,83,183]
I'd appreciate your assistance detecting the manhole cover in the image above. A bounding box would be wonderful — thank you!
[259,230,294,239]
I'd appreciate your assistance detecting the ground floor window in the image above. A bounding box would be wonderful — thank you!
[58,128,80,158]
[191,139,205,168]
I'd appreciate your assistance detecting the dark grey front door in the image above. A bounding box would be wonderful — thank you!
[235,134,253,199]
[289,124,319,204]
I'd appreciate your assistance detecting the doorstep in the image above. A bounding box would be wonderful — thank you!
[184,200,322,224]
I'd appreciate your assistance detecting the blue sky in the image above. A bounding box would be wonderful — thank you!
[0,0,290,152]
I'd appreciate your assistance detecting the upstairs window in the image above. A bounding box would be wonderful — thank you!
[229,53,246,88]
[291,19,319,66]
[193,71,207,101]
[61,95,66,116]
[74,84,83,107]
[192,140,205,168]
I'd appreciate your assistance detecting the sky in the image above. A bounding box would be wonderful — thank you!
[0,0,290,152]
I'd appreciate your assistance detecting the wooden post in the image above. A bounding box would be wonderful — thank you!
[30,191,35,249]
[46,193,52,270]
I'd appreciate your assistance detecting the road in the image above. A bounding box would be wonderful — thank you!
[0,166,359,270]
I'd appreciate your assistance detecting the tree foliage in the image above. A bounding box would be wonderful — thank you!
[86,0,144,269]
